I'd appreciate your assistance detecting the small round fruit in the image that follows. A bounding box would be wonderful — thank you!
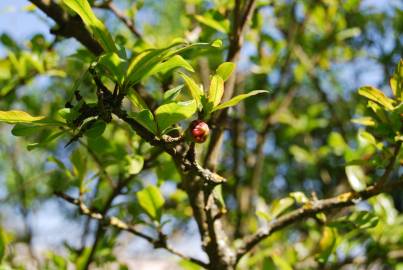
[189,120,210,143]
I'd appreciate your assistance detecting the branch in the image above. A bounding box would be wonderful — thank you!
[97,1,143,40]
[55,192,208,268]
[236,176,403,263]
[113,107,226,187]
[204,0,257,171]
[29,0,103,55]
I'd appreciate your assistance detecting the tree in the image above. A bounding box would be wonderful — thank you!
[0,0,402,269]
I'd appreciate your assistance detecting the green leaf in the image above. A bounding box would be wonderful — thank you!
[0,110,63,126]
[0,110,45,123]
[11,124,40,137]
[179,73,204,110]
[316,227,338,264]
[0,228,5,262]
[358,129,381,149]
[126,155,144,175]
[212,90,269,112]
[351,117,376,126]
[271,255,293,270]
[149,55,194,76]
[390,59,402,100]
[328,131,348,156]
[130,109,157,134]
[127,90,149,111]
[212,185,226,209]
[208,75,224,109]
[289,192,309,204]
[0,110,63,127]
[358,86,395,111]
[345,165,367,192]
[210,39,223,48]
[126,48,171,85]
[71,149,87,182]
[329,211,379,230]
[367,100,389,123]
[336,27,361,41]
[85,120,106,138]
[179,260,203,270]
[194,14,230,33]
[62,0,117,53]
[27,131,64,151]
[98,52,127,85]
[270,197,294,218]
[75,247,91,270]
[136,185,165,221]
[48,253,68,270]
[163,85,184,103]
[155,100,197,133]
[126,42,218,85]
[216,62,236,81]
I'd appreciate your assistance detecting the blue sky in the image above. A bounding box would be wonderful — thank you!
[0,0,51,56]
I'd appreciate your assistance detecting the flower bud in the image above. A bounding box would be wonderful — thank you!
[189,120,210,143]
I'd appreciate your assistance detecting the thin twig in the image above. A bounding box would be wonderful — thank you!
[55,192,208,268]
[235,147,402,263]
[97,1,143,39]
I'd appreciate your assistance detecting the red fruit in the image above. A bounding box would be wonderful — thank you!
[189,120,209,143]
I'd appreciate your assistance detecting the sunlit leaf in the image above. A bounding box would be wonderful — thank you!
[126,155,144,175]
[163,85,184,103]
[136,185,165,221]
[316,227,338,264]
[289,192,309,204]
[98,52,127,85]
[216,62,235,81]
[58,108,79,122]
[149,55,194,76]
[270,197,294,218]
[336,27,361,41]
[345,165,367,192]
[127,90,149,111]
[390,59,403,100]
[179,73,204,110]
[0,110,62,126]
[126,45,177,85]
[208,75,224,108]
[351,117,376,126]
[358,86,395,111]
[126,42,219,85]
[194,14,229,33]
[272,255,293,270]
[155,100,197,133]
[211,39,223,48]
[212,90,269,112]
[62,0,117,53]
[130,109,157,134]
[0,110,44,123]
